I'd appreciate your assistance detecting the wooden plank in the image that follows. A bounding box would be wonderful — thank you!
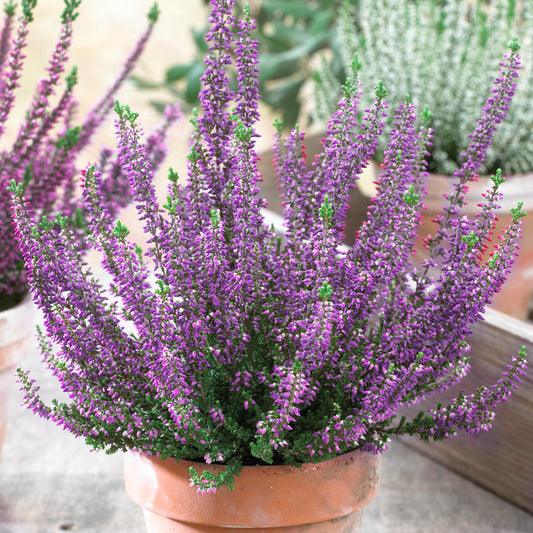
[403,307,533,512]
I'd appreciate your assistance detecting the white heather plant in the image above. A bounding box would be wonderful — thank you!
[10,0,528,494]
[314,0,533,175]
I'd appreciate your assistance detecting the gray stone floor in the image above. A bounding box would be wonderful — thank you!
[1,337,532,533]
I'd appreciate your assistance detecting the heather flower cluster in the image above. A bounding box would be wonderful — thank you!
[0,0,177,310]
[11,0,526,493]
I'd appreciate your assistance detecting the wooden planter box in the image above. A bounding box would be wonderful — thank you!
[402,308,533,513]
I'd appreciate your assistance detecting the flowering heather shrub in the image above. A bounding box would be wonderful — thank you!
[314,0,533,175]
[0,0,177,310]
[10,0,527,493]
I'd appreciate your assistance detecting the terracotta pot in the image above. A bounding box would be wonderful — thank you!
[124,449,380,532]
[419,169,533,319]
[355,160,533,320]
[0,295,34,458]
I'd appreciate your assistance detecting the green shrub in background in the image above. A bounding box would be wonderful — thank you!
[136,0,532,176]
[134,0,348,128]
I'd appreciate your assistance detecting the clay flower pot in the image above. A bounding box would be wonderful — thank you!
[124,449,380,532]
[0,295,34,458]
[417,169,533,320]
[348,160,533,320]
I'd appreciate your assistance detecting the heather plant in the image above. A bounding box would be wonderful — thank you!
[0,0,178,310]
[10,0,527,493]
[314,0,533,175]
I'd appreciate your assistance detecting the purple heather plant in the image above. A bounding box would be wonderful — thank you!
[0,0,178,310]
[10,0,527,493]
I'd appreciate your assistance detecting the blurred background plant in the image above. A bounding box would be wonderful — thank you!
[314,0,533,175]
[0,0,174,311]
[135,0,533,176]
[133,0,348,128]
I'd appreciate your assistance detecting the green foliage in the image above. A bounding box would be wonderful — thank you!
[6,178,23,196]
[148,2,160,23]
[133,0,347,128]
[61,0,81,24]
[234,118,253,143]
[165,62,196,83]
[490,168,505,187]
[73,206,89,234]
[402,184,420,208]
[375,80,386,99]
[509,35,520,52]
[66,66,78,91]
[318,194,333,226]
[167,167,179,183]
[4,1,16,17]
[113,220,130,239]
[318,281,332,301]
[55,126,80,151]
[21,0,37,22]
[55,212,70,229]
[37,214,53,232]
[189,462,241,493]
[155,279,170,297]
[113,100,139,124]
[250,438,274,464]
[511,201,526,222]
[187,144,201,163]
[421,105,433,125]
[462,231,480,250]
[210,208,221,229]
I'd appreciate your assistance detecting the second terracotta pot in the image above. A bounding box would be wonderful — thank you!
[0,295,34,458]
[351,160,533,319]
[124,449,381,533]
[416,168,533,319]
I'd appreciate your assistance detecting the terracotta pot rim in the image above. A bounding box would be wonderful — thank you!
[368,157,533,180]
[124,448,381,528]
[153,447,374,473]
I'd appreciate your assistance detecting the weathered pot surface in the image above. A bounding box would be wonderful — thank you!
[0,295,35,457]
[124,448,381,532]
